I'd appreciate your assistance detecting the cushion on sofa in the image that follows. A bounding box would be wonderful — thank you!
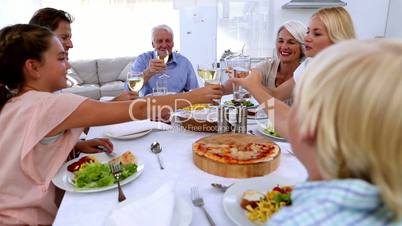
[100,81,125,97]
[117,61,133,82]
[97,56,136,85]
[70,59,98,84]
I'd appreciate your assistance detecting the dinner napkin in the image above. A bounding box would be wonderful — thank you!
[100,96,115,102]
[105,182,175,226]
[105,120,172,137]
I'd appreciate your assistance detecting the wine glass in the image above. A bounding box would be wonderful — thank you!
[197,63,221,85]
[227,55,251,102]
[197,62,221,105]
[157,49,169,64]
[127,71,144,92]
[155,50,170,79]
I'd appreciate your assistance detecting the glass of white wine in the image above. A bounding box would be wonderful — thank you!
[155,49,170,79]
[127,71,144,92]
[197,63,219,84]
[197,63,221,104]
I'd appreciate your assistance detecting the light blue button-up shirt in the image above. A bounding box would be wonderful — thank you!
[125,51,199,96]
[267,179,399,226]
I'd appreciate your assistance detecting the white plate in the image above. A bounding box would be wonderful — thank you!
[104,129,152,140]
[223,175,303,226]
[222,100,258,109]
[145,91,177,96]
[52,153,145,193]
[257,124,286,141]
[247,109,268,120]
[174,105,217,122]
[221,95,259,108]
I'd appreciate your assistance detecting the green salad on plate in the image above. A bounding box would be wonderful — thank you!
[224,100,255,108]
[264,124,282,138]
[73,162,137,189]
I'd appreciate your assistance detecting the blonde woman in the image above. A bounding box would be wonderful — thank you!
[266,39,402,225]
[223,20,306,105]
[234,6,356,138]
[293,6,355,83]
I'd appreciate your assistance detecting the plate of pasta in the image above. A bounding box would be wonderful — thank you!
[222,174,302,226]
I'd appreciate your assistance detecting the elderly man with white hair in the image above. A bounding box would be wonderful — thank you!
[126,24,199,96]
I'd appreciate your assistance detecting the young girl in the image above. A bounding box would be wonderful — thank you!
[267,39,402,225]
[0,24,222,225]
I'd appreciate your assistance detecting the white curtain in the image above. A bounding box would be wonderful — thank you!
[0,0,274,61]
[217,0,274,58]
[38,0,180,60]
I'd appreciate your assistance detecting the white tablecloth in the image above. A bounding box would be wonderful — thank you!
[53,122,308,226]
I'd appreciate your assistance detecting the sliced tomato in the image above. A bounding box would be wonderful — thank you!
[67,156,96,172]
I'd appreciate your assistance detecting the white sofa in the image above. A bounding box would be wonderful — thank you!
[62,56,136,99]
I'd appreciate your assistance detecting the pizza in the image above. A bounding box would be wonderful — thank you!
[192,134,279,164]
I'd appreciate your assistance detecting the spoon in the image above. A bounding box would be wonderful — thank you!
[211,183,233,192]
[150,142,164,170]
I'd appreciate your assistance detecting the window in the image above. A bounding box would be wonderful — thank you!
[40,0,180,60]
[217,0,274,59]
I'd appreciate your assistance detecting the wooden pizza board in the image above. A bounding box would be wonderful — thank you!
[178,116,217,132]
[192,133,280,178]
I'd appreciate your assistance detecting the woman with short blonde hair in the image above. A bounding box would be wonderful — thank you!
[267,39,402,225]
[223,20,307,105]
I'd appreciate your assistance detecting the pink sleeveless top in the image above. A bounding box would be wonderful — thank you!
[0,91,87,225]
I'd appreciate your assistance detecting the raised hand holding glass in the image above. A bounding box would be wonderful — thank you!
[227,55,251,101]
[155,50,170,79]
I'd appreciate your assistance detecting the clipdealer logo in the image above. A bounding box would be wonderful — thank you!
[127,97,277,133]
[128,97,193,121]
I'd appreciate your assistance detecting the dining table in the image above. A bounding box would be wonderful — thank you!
[53,116,308,226]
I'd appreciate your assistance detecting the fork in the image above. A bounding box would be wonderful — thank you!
[97,146,117,157]
[110,163,126,202]
[191,187,216,226]
[284,148,295,156]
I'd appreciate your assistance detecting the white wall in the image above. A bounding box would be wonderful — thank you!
[179,5,217,65]
[0,1,180,60]
[1,0,396,62]
[273,0,389,39]
[0,0,40,28]
[345,0,389,39]
[385,0,402,38]
[179,0,391,75]
[179,3,218,86]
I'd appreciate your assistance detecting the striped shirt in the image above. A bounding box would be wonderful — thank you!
[267,179,401,226]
